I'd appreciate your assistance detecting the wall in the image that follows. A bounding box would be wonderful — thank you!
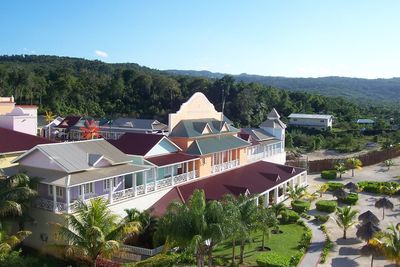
[263,152,286,165]
[239,148,247,165]
[289,118,330,128]
[199,155,212,177]
[0,101,15,115]
[19,149,65,171]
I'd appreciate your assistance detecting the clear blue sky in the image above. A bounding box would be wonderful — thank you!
[1,0,399,78]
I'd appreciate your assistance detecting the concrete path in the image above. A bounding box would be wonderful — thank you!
[298,220,325,267]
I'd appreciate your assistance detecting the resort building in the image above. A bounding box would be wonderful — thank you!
[288,113,333,130]
[0,127,54,168]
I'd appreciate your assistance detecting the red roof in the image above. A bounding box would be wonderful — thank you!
[146,153,198,166]
[57,116,81,129]
[0,127,56,154]
[108,133,166,156]
[151,161,305,216]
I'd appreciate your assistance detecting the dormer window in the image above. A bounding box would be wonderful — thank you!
[202,123,212,135]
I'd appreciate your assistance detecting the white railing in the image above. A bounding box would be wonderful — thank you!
[211,159,239,174]
[120,244,164,257]
[248,147,283,162]
[136,185,145,196]
[33,198,67,212]
[173,173,188,184]
[156,177,172,189]
[146,182,156,192]
[112,187,135,202]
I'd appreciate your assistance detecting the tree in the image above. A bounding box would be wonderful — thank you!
[255,207,278,251]
[335,206,358,239]
[335,162,347,179]
[155,190,224,267]
[375,197,394,220]
[286,185,306,201]
[0,173,36,218]
[346,158,362,177]
[80,119,101,140]
[371,224,400,266]
[221,195,241,266]
[51,198,140,267]
[270,202,286,218]
[0,230,31,254]
[315,183,329,197]
[384,159,395,170]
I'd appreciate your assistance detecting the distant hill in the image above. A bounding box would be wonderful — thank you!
[166,70,400,105]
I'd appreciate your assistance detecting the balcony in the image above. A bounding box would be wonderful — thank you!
[211,159,239,174]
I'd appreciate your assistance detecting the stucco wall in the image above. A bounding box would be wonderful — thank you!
[199,155,212,177]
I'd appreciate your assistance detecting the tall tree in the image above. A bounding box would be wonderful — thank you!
[335,206,358,239]
[346,158,362,177]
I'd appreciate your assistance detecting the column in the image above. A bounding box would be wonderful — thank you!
[255,197,259,207]
[52,185,57,212]
[66,187,70,213]
[143,171,147,194]
[264,192,269,207]
[133,173,137,195]
[81,184,85,201]
[192,160,195,177]
[274,187,279,203]
[108,178,113,204]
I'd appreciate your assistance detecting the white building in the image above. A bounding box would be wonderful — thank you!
[288,113,333,130]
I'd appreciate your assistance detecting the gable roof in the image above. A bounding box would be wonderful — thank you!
[151,161,305,216]
[267,108,280,119]
[110,118,168,131]
[0,127,55,155]
[186,135,250,155]
[169,119,239,138]
[288,113,333,120]
[56,116,82,129]
[14,139,130,173]
[108,133,180,156]
[240,128,275,144]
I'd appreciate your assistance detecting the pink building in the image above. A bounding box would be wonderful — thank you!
[0,97,38,136]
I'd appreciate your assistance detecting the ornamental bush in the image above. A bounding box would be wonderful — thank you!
[291,200,311,213]
[281,209,300,224]
[315,200,338,213]
[315,214,330,223]
[133,253,178,267]
[326,182,344,191]
[256,252,289,267]
[357,181,380,193]
[340,193,359,205]
[321,170,337,180]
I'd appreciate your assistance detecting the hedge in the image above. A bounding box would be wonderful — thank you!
[281,209,300,224]
[256,252,289,267]
[357,181,400,195]
[340,193,359,205]
[291,200,311,213]
[315,200,337,213]
[326,182,344,191]
[133,254,178,267]
[315,214,330,223]
[321,170,337,180]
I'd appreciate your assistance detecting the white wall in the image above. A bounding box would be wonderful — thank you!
[289,117,332,128]
[263,152,286,165]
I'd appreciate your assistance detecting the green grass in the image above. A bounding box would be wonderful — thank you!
[213,224,305,266]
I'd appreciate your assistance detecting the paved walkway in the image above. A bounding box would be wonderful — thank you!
[298,220,325,267]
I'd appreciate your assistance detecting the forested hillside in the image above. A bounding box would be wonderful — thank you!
[0,55,397,127]
[167,70,400,104]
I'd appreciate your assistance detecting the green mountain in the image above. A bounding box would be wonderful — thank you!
[166,70,400,104]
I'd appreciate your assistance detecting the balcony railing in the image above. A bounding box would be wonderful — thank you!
[211,159,239,174]
[248,148,283,162]
[112,187,135,202]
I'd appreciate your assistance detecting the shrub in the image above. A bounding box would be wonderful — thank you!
[256,252,289,267]
[289,251,304,267]
[357,181,380,193]
[321,170,337,180]
[315,214,330,223]
[315,200,338,213]
[281,209,300,224]
[291,200,311,213]
[134,254,178,267]
[340,193,359,205]
[300,212,311,219]
[326,182,344,191]
[298,228,312,250]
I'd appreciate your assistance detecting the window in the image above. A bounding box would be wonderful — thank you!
[79,183,94,195]
[320,120,325,123]
[103,178,117,190]
[164,167,172,178]
[293,119,297,121]
[48,185,63,198]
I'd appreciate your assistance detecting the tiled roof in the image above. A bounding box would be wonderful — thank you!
[0,127,55,154]
[108,133,166,156]
[186,135,250,155]
[169,119,239,138]
[146,153,198,167]
[151,161,305,216]
[56,116,82,129]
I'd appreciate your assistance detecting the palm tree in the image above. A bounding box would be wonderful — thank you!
[286,185,306,201]
[346,158,362,177]
[335,206,358,239]
[371,224,400,266]
[0,173,36,218]
[0,230,31,254]
[255,207,278,251]
[155,190,224,267]
[80,119,101,140]
[270,202,286,217]
[335,162,347,179]
[221,195,241,266]
[315,183,329,197]
[375,197,394,220]
[51,198,140,267]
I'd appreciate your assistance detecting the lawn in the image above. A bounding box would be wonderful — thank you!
[213,223,305,266]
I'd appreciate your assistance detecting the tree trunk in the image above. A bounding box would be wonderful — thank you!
[207,244,213,267]
[371,255,374,267]
[196,251,205,267]
[343,229,347,239]
[382,208,385,219]
[352,169,354,177]
[231,239,236,265]
[239,240,245,264]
